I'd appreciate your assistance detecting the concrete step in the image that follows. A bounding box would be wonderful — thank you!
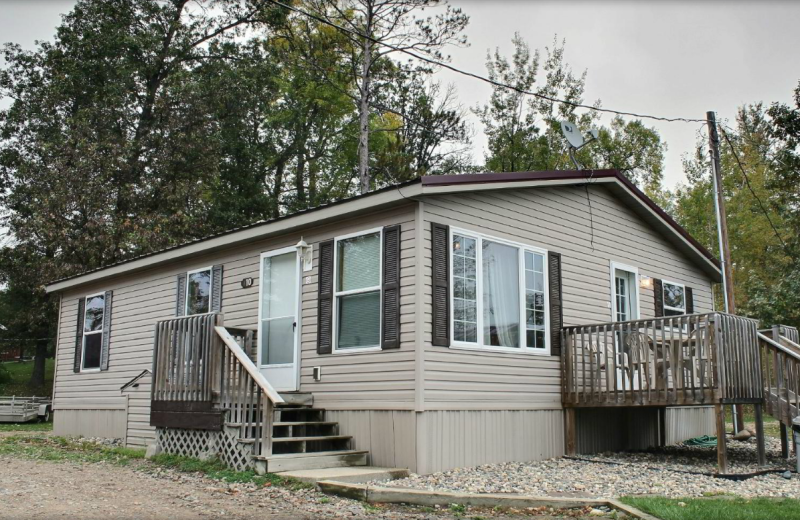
[276,466,409,485]
[256,450,368,472]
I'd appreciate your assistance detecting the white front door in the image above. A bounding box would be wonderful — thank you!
[258,248,300,391]
[611,264,640,389]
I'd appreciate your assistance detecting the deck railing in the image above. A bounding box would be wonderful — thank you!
[151,314,219,403]
[562,312,761,407]
[150,315,284,458]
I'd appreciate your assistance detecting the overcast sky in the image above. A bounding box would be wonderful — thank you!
[2,0,799,188]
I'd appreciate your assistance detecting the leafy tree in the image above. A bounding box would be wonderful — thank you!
[672,105,795,326]
[0,0,285,383]
[371,68,471,184]
[475,34,666,193]
[305,0,469,193]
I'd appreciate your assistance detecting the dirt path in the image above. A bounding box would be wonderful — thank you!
[1,455,607,520]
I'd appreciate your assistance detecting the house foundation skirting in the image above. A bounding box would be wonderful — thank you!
[155,425,254,472]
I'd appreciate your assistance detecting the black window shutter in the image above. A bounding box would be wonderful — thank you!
[431,222,450,347]
[176,273,187,316]
[548,252,563,357]
[211,264,223,312]
[685,286,694,315]
[653,278,664,317]
[317,239,334,355]
[381,225,401,350]
[73,297,86,373]
[100,290,113,371]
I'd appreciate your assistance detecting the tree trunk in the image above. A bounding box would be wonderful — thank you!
[358,11,373,194]
[29,340,49,388]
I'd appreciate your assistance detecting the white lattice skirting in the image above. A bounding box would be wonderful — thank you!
[155,426,254,472]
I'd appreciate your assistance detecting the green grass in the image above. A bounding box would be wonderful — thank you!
[0,434,311,491]
[0,421,53,432]
[0,434,145,465]
[621,496,800,520]
[148,453,312,490]
[0,359,55,397]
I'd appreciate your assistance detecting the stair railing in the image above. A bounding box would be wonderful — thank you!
[759,329,800,427]
[214,325,284,459]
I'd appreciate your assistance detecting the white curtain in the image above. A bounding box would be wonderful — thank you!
[482,240,520,348]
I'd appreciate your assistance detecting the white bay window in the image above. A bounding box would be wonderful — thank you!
[451,229,549,353]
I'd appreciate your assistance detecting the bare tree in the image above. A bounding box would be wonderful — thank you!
[308,0,468,193]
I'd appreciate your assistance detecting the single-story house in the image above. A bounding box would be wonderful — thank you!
[46,169,762,475]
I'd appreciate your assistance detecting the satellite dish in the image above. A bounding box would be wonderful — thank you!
[589,127,599,140]
[560,120,584,149]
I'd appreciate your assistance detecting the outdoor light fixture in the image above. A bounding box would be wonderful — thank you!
[640,276,654,290]
[296,237,313,272]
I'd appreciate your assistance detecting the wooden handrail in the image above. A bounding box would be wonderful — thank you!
[214,326,284,406]
[759,330,800,431]
[758,332,800,360]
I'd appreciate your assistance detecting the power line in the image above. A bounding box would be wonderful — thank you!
[718,124,791,256]
[264,0,710,125]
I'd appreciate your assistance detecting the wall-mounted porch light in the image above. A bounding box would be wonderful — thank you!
[296,237,313,272]
[639,276,654,290]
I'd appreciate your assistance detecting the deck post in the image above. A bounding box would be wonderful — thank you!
[754,403,767,467]
[780,422,790,459]
[715,403,728,474]
[658,407,667,448]
[565,408,577,456]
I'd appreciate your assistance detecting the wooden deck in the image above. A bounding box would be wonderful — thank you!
[561,312,767,473]
[562,312,762,408]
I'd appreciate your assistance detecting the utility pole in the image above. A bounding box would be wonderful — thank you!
[707,110,745,433]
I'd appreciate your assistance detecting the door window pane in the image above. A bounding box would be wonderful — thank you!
[83,333,102,370]
[338,291,380,349]
[84,294,104,332]
[261,317,295,365]
[483,240,520,348]
[262,254,296,319]
[187,269,211,315]
[338,233,380,292]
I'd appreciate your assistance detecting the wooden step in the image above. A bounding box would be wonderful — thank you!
[274,421,337,427]
[255,450,368,472]
[277,392,314,407]
[272,435,351,443]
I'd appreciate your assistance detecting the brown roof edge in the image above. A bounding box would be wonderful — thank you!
[422,169,721,270]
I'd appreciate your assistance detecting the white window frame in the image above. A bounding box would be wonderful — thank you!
[332,227,383,354]
[81,291,105,373]
[662,279,687,316]
[609,261,640,323]
[185,266,214,317]
[448,227,550,356]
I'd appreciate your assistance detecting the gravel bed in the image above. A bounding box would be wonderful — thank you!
[581,436,794,475]
[382,437,800,499]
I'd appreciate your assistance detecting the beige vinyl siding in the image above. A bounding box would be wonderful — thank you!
[420,185,716,410]
[52,204,418,446]
[417,410,564,474]
[53,397,128,440]
[296,207,417,409]
[326,410,417,472]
